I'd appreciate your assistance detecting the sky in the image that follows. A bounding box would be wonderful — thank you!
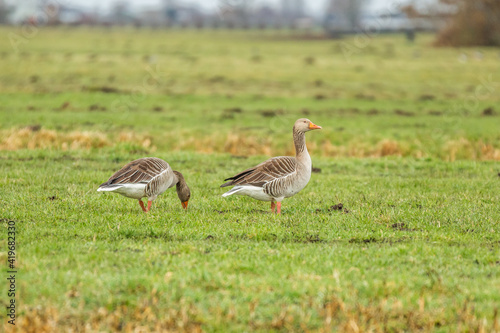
[8,0,418,18]
[66,0,329,14]
[84,0,424,14]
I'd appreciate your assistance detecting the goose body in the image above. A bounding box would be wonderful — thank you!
[221,118,321,214]
[97,157,191,212]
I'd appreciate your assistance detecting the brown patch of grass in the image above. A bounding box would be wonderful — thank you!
[260,109,283,117]
[3,296,499,332]
[26,124,41,132]
[55,102,71,111]
[2,128,499,161]
[418,94,436,101]
[379,139,402,157]
[0,128,153,151]
[223,133,273,156]
[327,139,401,159]
[8,302,203,333]
[482,107,496,116]
[313,79,324,87]
[175,132,273,156]
[428,110,443,116]
[394,109,415,117]
[117,132,154,150]
[225,107,243,114]
[252,296,497,332]
[318,296,436,332]
[444,138,500,161]
[83,86,122,94]
[0,128,108,150]
[89,104,107,112]
[479,143,500,161]
[322,137,499,160]
[304,56,315,65]
[354,93,376,101]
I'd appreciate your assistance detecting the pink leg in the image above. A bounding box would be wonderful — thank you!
[271,202,276,213]
[139,200,147,212]
[146,200,152,212]
[277,202,281,214]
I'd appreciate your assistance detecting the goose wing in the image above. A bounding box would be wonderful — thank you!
[221,156,296,188]
[99,157,171,187]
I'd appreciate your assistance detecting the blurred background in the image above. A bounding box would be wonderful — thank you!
[0,0,478,37]
[0,0,499,160]
[2,0,499,44]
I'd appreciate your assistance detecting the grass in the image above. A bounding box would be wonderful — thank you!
[1,150,500,332]
[0,27,499,332]
[1,28,499,160]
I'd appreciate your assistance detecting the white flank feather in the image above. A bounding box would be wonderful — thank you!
[97,183,146,199]
[222,185,275,201]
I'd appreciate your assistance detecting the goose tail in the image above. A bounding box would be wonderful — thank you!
[222,186,245,197]
[97,184,123,192]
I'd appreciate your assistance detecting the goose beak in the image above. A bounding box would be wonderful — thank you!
[309,122,322,130]
[182,201,189,210]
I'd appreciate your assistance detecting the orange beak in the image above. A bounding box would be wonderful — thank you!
[309,121,322,130]
[182,201,189,210]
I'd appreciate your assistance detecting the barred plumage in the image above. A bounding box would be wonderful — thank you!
[101,157,170,188]
[97,157,191,212]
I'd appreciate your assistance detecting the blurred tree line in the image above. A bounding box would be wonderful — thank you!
[405,0,500,46]
[0,0,12,24]
[436,0,500,46]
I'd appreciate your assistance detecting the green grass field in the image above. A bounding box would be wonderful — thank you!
[0,27,499,332]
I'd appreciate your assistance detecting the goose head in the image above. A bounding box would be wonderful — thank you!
[174,171,191,210]
[294,118,322,132]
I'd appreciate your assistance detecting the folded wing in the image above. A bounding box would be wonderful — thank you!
[221,156,296,188]
[99,157,171,187]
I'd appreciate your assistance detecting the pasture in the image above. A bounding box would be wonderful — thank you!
[0,27,499,332]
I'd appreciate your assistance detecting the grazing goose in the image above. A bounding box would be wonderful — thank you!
[221,118,321,214]
[97,157,191,212]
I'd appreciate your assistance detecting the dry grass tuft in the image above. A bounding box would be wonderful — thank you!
[319,137,499,160]
[253,297,497,332]
[9,302,202,333]
[481,143,500,160]
[0,128,109,150]
[378,139,402,157]
[176,132,274,156]
[1,128,499,161]
[318,297,436,332]
[223,133,273,156]
[0,128,154,151]
[6,297,497,332]
[444,138,500,161]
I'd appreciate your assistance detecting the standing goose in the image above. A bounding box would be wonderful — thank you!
[221,118,321,214]
[97,157,191,212]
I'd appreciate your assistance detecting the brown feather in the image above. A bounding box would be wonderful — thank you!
[100,157,170,187]
[220,156,296,188]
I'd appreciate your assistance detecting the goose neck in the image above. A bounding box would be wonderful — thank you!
[293,127,310,163]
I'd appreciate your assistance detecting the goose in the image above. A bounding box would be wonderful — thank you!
[97,157,191,212]
[220,118,321,214]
